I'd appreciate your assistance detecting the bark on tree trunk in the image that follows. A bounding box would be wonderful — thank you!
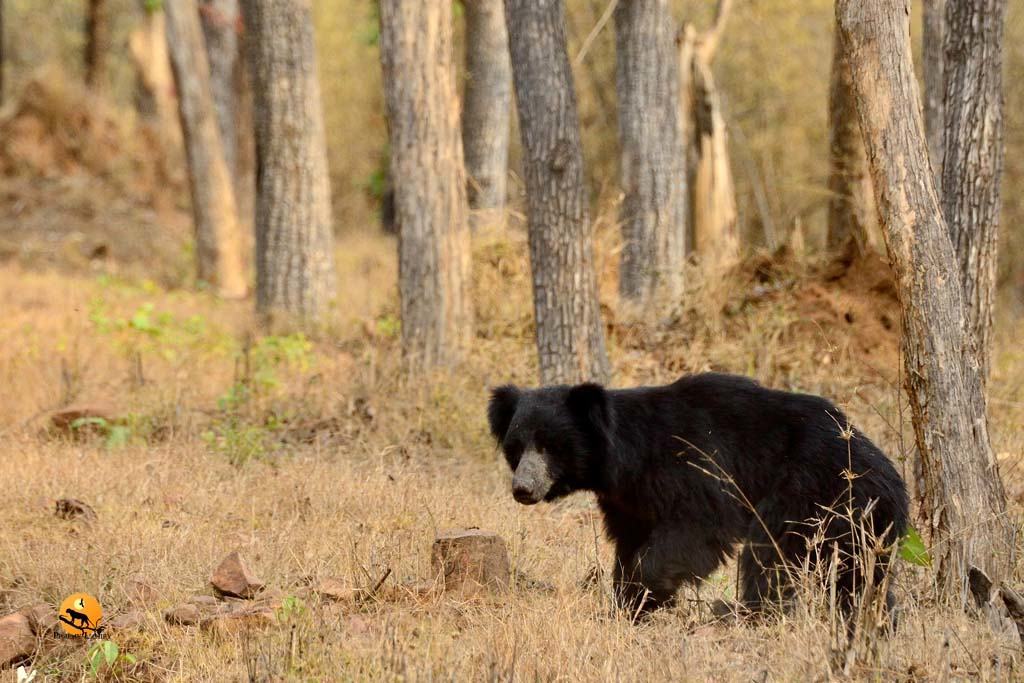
[923,0,944,191]
[462,0,511,232]
[1,0,5,106]
[505,0,610,385]
[678,0,738,267]
[130,7,178,138]
[203,0,255,236]
[941,0,1007,386]
[614,0,687,307]
[836,0,1011,600]
[200,0,241,183]
[165,0,248,299]
[380,0,473,367]
[241,0,336,323]
[826,28,878,253]
[85,0,109,91]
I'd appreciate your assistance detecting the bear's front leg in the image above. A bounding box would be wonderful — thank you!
[613,525,724,616]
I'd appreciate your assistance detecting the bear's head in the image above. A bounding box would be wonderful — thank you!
[487,382,614,505]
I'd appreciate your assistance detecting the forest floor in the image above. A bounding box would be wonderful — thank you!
[3,77,1024,682]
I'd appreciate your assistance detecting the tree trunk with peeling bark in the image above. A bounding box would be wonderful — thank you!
[923,0,944,190]
[165,0,248,298]
[380,0,473,367]
[678,0,737,267]
[202,0,255,235]
[836,0,1010,599]
[85,0,109,91]
[462,0,511,232]
[242,0,336,322]
[200,0,241,184]
[505,0,610,385]
[826,29,878,252]
[614,0,687,307]
[941,0,1007,386]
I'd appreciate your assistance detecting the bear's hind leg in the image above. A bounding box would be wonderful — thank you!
[615,525,726,616]
[738,502,810,616]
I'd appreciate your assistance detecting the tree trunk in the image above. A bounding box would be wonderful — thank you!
[165,0,248,298]
[202,0,255,237]
[613,0,687,307]
[462,0,511,232]
[836,0,1011,600]
[923,0,944,190]
[200,0,241,183]
[241,0,336,323]
[826,28,878,253]
[85,0,109,91]
[380,0,473,367]
[941,0,1007,386]
[678,0,738,267]
[129,7,178,139]
[505,0,610,385]
[1,0,5,106]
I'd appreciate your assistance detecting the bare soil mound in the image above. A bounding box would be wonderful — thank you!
[0,72,190,284]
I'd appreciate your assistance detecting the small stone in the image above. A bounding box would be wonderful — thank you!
[164,603,201,626]
[107,611,147,631]
[54,498,97,522]
[16,604,54,636]
[311,578,358,603]
[210,552,265,599]
[125,577,159,607]
[0,613,35,667]
[200,607,275,637]
[187,595,221,607]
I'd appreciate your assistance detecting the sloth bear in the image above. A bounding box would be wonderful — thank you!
[488,373,909,617]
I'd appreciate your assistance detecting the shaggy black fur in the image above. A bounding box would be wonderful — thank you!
[488,372,909,617]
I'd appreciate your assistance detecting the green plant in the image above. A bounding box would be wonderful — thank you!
[86,640,137,678]
[277,594,307,622]
[899,525,931,567]
[70,417,133,450]
[202,418,269,467]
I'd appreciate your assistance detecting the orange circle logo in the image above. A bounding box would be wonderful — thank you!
[58,593,103,636]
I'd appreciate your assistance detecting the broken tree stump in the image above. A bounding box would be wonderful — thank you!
[431,529,510,595]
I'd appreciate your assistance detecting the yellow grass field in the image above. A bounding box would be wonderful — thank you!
[2,220,1024,680]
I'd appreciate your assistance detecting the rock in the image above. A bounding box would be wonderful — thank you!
[54,498,97,522]
[0,612,35,667]
[49,406,113,438]
[431,529,510,595]
[200,607,275,637]
[311,578,358,603]
[125,577,159,607]
[163,603,201,626]
[210,552,265,599]
[187,595,221,607]
[709,599,745,624]
[16,604,54,636]
[106,611,147,632]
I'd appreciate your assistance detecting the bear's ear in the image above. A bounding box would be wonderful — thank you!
[566,382,613,438]
[488,385,520,443]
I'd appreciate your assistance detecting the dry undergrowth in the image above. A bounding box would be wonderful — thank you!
[2,72,1024,683]
[1,225,1024,681]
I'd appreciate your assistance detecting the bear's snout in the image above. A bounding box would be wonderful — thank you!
[511,449,552,505]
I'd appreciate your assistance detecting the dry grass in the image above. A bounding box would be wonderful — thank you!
[2,223,1024,681]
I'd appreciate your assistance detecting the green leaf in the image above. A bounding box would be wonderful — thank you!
[87,644,104,677]
[102,640,119,666]
[122,653,137,665]
[105,425,131,449]
[900,525,932,567]
[71,416,109,431]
